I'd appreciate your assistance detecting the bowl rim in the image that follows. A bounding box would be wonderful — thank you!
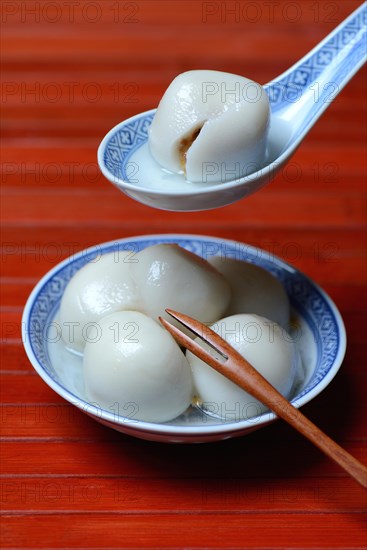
[22,233,347,438]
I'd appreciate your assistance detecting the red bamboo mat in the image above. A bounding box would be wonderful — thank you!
[1,1,366,548]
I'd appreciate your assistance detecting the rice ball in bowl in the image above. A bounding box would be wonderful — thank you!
[83,311,193,423]
[187,313,299,422]
[59,251,140,353]
[130,243,231,327]
[208,257,290,328]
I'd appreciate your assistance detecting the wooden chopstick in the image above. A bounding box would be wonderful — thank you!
[159,309,367,489]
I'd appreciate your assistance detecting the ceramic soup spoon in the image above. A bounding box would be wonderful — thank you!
[98,3,366,212]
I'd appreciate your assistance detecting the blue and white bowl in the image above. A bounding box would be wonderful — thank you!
[22,234,346,443]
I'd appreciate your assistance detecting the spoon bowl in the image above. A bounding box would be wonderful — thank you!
[98,3,366,211]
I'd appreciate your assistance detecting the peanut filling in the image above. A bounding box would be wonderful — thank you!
[178,124,204,173]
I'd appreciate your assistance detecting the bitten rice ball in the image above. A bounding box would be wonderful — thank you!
[148,70,270,183]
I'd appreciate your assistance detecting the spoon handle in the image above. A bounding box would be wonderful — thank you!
[267,2,367,125]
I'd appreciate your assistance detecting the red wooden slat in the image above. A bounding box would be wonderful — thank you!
[1,513,367,549]
[1,476,365,513]
[2,189,366,227]
[1,438,366,477]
